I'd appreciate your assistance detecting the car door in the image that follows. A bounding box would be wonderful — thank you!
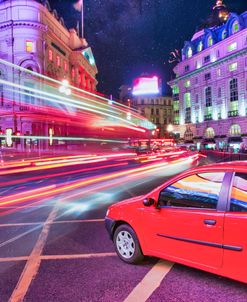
[223,171,247,283]
[143,172,226,269]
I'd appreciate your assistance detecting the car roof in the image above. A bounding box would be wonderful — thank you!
[187,161,247,174]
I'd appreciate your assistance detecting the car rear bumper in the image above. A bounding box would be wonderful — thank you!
[105,217,116,240]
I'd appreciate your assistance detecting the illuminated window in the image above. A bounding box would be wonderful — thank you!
[230,78,238,102]
[56,55,61,67]
[207,36,213,47]
[184,92,191,107]
[71,68,75,79]
[205,127,215,138]
[228,42,237,52]
[232,20,239,34]
[205,87,212,107]
[187,47,192,58]
[197,41,203,52]
[229,124,241,136]
[64,61,67,72]
[172,86,179,94]
[26,41,35,53]
[184,80,190,88]
[229,62,237,72]
[221,30,227,40]
[48,49,53,61]
[217,68,221,77]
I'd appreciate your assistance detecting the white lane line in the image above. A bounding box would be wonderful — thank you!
[124,260,174,302]
[0,219,104,228]
[9,205,58,302]
[40,252,116,260]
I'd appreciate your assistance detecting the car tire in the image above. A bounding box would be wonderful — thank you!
[113,224,144,264]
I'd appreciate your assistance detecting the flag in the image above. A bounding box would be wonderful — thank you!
[73,0,82,12]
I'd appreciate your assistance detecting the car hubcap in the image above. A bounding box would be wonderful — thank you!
[116,230,135,259]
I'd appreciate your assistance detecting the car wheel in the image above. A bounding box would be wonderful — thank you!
[113,224,144,264]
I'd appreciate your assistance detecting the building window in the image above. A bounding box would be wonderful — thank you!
[230,78,238,102]
[71,68,75,79]
[195,94,199,103]
[64,61,67,72]
[204,55,210,64]
[229,124,241,136]
[205,87,212,107]
[151,108,154,115]
[195,77,198,84]
[48,49,53,61]
[141,99,144,105]
[56,55,61,67]
[197,41,203,52]
[218,87,221,98]
[205,127,215,138]
[205,73,211,81]
[186,47,192,58]
[221,30,227,40]
[229,62,238,72]
[26,41,35,53]
[185,65,190,72]
[232,20,239,34]
[151,99,154,105]
[217,68,221,77]
[207,36,213,47]
[228,42,237,52]
[156,108,159,115]
[184,80,190,88]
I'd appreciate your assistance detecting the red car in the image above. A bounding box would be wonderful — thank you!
[105,161,247,283]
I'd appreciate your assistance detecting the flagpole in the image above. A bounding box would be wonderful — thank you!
[81,0,84,38]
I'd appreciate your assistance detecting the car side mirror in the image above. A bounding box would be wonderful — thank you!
[143,197,155,207]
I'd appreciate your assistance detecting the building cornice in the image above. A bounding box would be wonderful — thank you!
[0,20,47,31]
[169,47,247,85]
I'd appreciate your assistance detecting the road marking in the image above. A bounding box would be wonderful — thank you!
[0,219,104,228]
[9,205,58,302]
[40,252,116,260]
[0,253,116,262]
[123,260,174,302]
[0,256,28,262]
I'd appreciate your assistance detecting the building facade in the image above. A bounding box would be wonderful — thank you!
[133,95,173,138]
[0,0,98,149]
[168,2,247,150]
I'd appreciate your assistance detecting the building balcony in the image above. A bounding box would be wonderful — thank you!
[228,110,239,117]
[204,114,212,121]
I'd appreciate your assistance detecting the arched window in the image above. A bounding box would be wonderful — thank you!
[229,124,241,136]
[197,41,203,52]
[187,47,192,58]
[207,36,213,47]
[230,78,238,102]
[221,29,227,40]
[232,20,239,34]
[205,127,215,138]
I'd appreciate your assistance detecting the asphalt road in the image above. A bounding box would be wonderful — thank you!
[0,154,246,302]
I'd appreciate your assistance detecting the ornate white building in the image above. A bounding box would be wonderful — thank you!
[168,1,247,150]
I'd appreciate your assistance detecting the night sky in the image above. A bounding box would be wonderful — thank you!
[52,0,246,97]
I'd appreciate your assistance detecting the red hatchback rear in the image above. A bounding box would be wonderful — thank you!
[105,161,247,283]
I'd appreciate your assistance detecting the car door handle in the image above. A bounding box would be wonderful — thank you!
[204,219,216,225]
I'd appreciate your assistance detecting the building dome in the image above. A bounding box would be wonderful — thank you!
[199,0,229,29]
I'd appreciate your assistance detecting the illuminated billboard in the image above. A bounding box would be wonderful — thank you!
[132,76,160,96]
